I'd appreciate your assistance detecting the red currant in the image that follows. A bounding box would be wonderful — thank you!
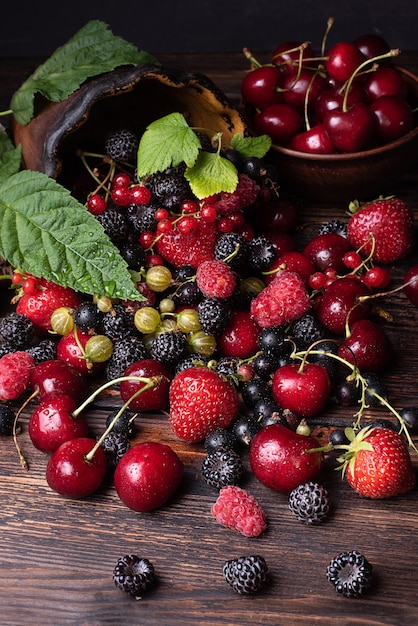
[11,271,23,285]
[156,219,173,234]
[147,253,164,267]
[154,208,169,221]
[217,217,234,233]
[139,231,156,249]
[343,250,362,269]
[22,276,40,294]
[130,184,152,205]
[87,194,107,215]
[111,186,131,207]
[180,199,198,214]
[228,212,245,230]
[112,172,131,188]
[177,215,198,235]
[308,271,326,290]
[200,203,217,223]
[362,266,391,289]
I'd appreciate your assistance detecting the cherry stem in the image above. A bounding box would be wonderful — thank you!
[13,389,39,470]
[321,16,334,58]
[342,49,400,111]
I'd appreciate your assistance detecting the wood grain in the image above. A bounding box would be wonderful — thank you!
[1,52,418,626]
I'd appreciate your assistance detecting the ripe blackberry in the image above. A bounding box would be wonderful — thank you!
[290,313,327,350]
[113,555,156,600]
[74,301,103,333]
[214,232,249,269]
[197,297,231,335]
[26,339,57,365]
[101,431,130,470]
[126,203,158,234]
[0,404,16,436]
[216,356,240,378]
[326,550,373,598]
[201,448,243,490]
[288,481,330,524]
[96,206,128,243]
[248,235,276,271]
[101,304,135,341]
[0,312,34,349]
[150,330,189,368]
[0,342,13,358]
[105,129,139,163]
[147,167,191,210]
[223,555,269,595]
[318,219,347,237]
[105,335,148,381]
[106,409,137,438]
[204,427,239,454]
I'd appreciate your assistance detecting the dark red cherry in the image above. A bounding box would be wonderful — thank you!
[281,69,327,112]
[119,359,170,411]
[325,42,366,83]
[352,34,390,60]
[364,66,409,101]
[303,233,353,273]
[253,195,299,234]
[253,103,303,145]
[290,124,335,154]
[241,65,283,108]
[315,276,371,335]
[337,319,393,373]
[28,393,88,452]
[271,40,316,74]
[30,359,88,402]
[369,95,414,143]
[314,83,368,122]
[323,102,376,153]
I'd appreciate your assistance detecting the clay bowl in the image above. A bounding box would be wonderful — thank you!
[12,63,247,190]
[267,67,418,204]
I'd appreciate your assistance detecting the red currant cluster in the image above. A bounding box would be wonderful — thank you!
[241,23,416,153]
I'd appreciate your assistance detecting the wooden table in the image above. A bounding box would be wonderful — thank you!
[1,51,418,626]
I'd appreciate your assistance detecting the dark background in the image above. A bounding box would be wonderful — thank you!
[0,1,416,58]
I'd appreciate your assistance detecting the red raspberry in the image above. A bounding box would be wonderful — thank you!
[250,269,311,328]
[196,260,236,298]
[211,485,267,537]
[214,174,260,214]
[0,351,34,401]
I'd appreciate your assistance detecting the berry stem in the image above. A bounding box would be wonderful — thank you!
[13,389,39,470]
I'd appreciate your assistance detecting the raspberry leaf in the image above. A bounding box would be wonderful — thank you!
[185,151,238,198]
[136,112,201,177]
[11,20,158,126]
[0,127,21,182]
[0,170,142,301]
[231,133,272,158]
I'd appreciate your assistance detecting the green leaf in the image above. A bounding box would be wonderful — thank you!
[11,20,159,126]
[136,112,201,177]
[231,133,272,158]
[0,170,142,300]
[0,127,22,182]
[185,151,238,199]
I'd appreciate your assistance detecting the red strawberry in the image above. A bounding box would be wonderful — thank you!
[339,426,416,498]
[347,196,414,263]
[169,366,239,443]
[16,278,83,334]
[250,269,311,328]
[155,218,218,268]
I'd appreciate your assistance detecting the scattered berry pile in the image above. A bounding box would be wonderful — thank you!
[1,118,418,601]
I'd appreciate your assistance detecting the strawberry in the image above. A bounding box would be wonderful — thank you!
[250,269,311,328]
[338,426,416,499]
[155,218,218,269]
[16,278,83,334]
[347,196,414,264]
[169,366,239,443]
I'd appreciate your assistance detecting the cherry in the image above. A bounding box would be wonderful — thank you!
[403,264,418,306]
[325,42,366,83]
[28,393,88,452]
[217,309,261,359]
[241,65,283,108]
[253,194,299,234]
[369,95,414,143]
[364,66,409,101]
[271,362,331,418]
[303,232,353,273]
[323,101,376,152]
[249,423,324,493]
[46,437,107,499]
[56,329,107,375]
[337,319,393,373]
[253,103,303,145]
[119,359,170,411]
[114,441,184,512]
[281,69,327,112]
[352,34,390,60]
[270,250,315,284]
[290,124,335,154]
[271,40,316,74]
[314,83,368,123]
[315,276,372,335]
[30,359,88,402]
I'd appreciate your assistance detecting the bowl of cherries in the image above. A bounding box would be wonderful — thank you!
[241,29,418,203]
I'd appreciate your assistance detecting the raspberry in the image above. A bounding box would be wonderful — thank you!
[196,260,236,299]
[223,555,269,595]
[201,448,243,490]
[326,550,373,598]
[214,174,260,214]
[211,485,267,537]
[250,269,311,328]
[113,555,156,599]
[105,129,138,163]
[288,481,330,524]
[0,351,34,401]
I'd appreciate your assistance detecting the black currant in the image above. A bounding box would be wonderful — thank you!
[399,407,418,434]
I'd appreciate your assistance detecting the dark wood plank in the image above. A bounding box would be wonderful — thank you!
[1,52,418,626]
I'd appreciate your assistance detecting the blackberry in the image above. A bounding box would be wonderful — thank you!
[113,555,156,600]
[197,297,231,335]
[105,336,148,381]
[174,354,209,376]
[318,219,347,237]
[214,232,249,269]
[288,481,330,524]
[326,550,373,598]
[0,342,14,357]
[248,235,276,271]
[146,167,191,210]
[223,555,269,595]
[26,339,57,365]
[150,330,189,368]
[106,409,137,438]
[105,129,139,163]
[0,404,16,436]
[101,304,135,341]
[201,448,243,490]
[96,206,128,243]
[0,312,34,349]
[126,203,158,234]
[101,431,130,470]
[204,427,239,454]
[291,313,327,350]
[216,356,240,378]
[74,301,103,333]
